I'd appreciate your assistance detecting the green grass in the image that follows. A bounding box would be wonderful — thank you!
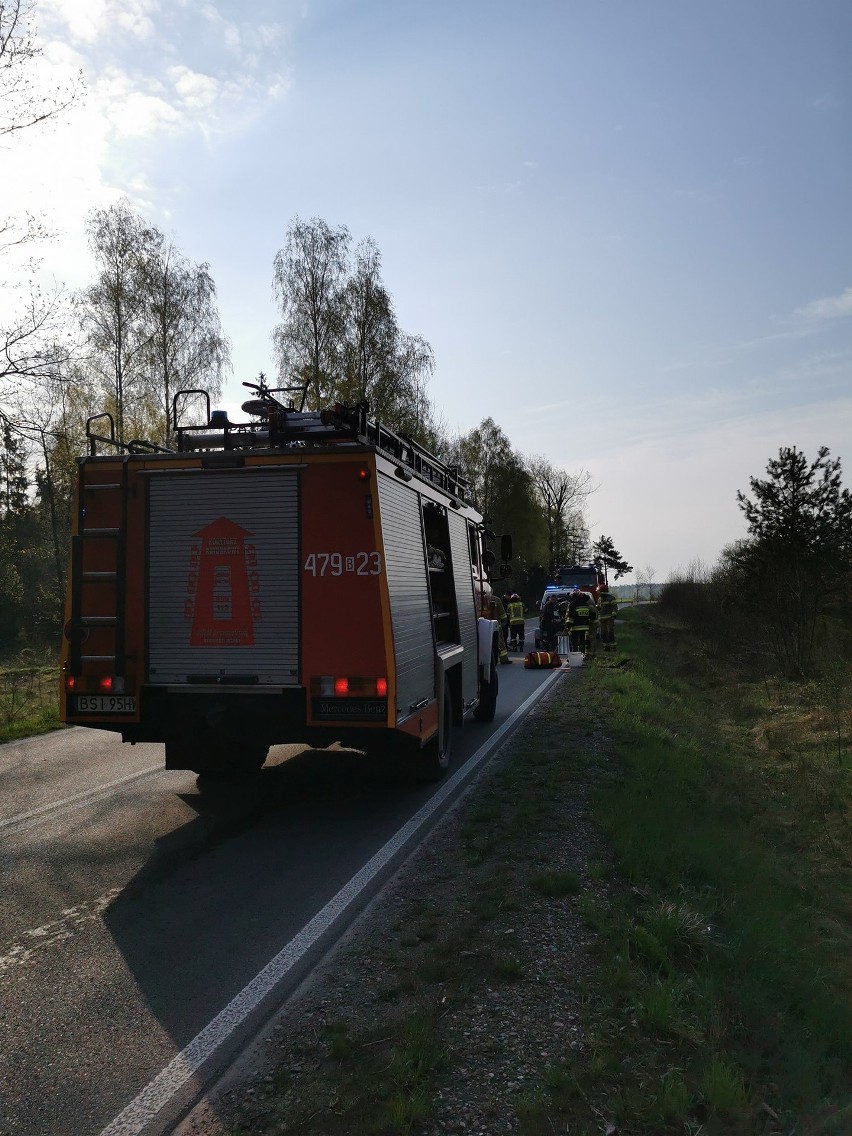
[0,655,62,742]
[534,606,852,1135]
[248,1008,448,1136]
[225,604,852,1136]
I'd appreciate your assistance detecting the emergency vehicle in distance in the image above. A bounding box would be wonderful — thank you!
[554,563,605,602]
[534,564,605,649]
[59,379,506,781]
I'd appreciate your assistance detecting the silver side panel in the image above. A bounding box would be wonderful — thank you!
[377,474,435,721]
[447,511,478,707]
[147,471,299,685]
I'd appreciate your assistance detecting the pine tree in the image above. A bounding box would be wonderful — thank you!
[737,446,852,563]
[735,446,852,677]
[0,422,30,517]
[592,535,632,585]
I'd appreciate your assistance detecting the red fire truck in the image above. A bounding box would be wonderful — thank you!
[60,382,503,781]
[555,564,605,602]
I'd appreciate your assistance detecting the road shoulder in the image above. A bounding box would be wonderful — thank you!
[177,669,610,1135]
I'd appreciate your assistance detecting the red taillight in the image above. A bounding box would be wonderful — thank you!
[334,677,349,695]
[65,676,76,691]
[99,675,113,692]
[375,677,388,697]
[358,467,370,480]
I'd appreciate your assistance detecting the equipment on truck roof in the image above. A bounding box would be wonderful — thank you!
[61,379,503,783]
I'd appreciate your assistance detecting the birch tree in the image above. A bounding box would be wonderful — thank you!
[141,239,230,444]
[77,201,230,446]
[339,237,395,408]
[272,216,349,410]
[76,201,159,445]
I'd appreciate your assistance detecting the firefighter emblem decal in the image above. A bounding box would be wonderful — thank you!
[184,517,262,646]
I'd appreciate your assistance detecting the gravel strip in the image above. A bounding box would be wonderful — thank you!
[177,672,610,1136]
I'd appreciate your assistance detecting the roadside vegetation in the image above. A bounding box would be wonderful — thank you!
[0,650,61,741]
[554,607,851,1135]
[228,603,850,1136]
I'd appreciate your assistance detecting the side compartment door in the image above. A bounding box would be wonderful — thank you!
[377,474,435,723]
[147,470,300,685]
[447,511,479,709]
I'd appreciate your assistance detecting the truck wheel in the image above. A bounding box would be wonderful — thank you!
[474,644,499,722]
[417,686,453,782]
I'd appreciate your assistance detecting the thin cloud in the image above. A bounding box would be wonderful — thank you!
[198,2,242,53]
[809,92,836,111]
[729,325,820,352]
[724,289,852,352]
[168,65,221,110]
[94,69,181,137]
[42,0,157,43]
[520,348,852,462]
[795,286,852,322]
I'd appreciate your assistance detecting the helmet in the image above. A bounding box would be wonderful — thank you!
[511,593,520,601]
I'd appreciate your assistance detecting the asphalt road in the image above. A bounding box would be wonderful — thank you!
[0,622,559,1136]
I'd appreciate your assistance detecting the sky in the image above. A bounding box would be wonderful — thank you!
[3,0,851,584]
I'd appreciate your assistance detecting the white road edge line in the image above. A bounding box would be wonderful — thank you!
[99,669,565,1136]
[0,766,162,832]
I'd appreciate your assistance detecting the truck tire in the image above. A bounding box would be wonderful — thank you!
[417,686,453,782]
[474,642,499,722]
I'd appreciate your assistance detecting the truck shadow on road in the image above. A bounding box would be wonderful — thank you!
[100,743,444,1107]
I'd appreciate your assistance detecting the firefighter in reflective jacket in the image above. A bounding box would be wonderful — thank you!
[567,592,597,658]
[491,594,512,664]
[598,586,618,651]
[506,593,526,651]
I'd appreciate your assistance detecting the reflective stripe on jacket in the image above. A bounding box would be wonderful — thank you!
[507,601,525,624]
[568,603,596,629]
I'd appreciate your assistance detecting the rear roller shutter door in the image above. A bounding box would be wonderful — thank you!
[147,471,299,684]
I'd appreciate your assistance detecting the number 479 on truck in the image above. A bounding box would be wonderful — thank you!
[60,383,509,782]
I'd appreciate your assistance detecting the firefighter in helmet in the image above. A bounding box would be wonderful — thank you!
[566,591,598,659]
[597,584,618,651]
[506,593,526,651]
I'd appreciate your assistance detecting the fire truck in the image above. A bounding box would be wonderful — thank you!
[555,564,605,602]
[59,381,504,781]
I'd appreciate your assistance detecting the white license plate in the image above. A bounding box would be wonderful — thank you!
[72,695,136,713]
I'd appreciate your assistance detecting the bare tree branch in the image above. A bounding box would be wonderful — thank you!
[0,0,83,139]
[526,456,594,574]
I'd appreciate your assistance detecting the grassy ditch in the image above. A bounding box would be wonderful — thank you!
[227,608,851,1136]
[0,652,61,742]
[547,607,852,1135]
